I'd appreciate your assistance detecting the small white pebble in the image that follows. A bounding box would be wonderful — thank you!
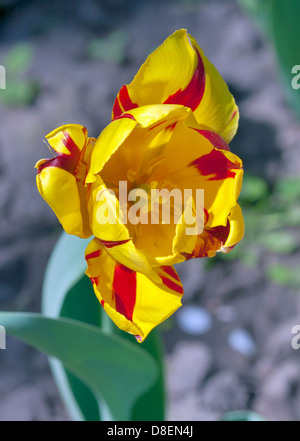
[228,328,257,357]
[177,306,212,335]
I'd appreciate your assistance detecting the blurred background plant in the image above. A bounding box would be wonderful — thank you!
[87,30,128,65]
[0,42,40,106]
[215,173,300,290]
[238,0,300,118]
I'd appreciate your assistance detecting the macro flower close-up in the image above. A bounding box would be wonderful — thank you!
[35,30,244,342]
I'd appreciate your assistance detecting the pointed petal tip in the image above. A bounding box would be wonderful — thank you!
[135,335,143,343]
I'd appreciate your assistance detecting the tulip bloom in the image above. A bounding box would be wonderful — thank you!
[36,30,244,342]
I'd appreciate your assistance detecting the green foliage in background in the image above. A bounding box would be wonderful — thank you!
[0,42,39,106]
[87,30,128,65]
[238,0,300,119]
[217,172,300,290]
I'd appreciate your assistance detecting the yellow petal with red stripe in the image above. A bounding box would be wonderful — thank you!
[85,239,184,342]
[89,106,243,263]
[112,29,238,143]
[35,124,93,238]
[45,124,88,156]
[112,30,198,119]
[147,115,243,230]
[222,203,245,250]
[173,201,244,259]
[189,35,239,144]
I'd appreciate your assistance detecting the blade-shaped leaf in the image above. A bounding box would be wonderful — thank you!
[42,232,165,421]
[0,312,158,421]
[271,0,300,119]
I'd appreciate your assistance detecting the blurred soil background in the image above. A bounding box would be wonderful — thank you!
[0,0,300,421]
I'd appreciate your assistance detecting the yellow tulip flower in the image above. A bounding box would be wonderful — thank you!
[36,30,244,342]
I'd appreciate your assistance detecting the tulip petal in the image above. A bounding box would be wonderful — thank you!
[87,104,190,184]
[112,30,199,119]
[173,200,244,260]
[190,34,239,144]
[148,116,243,229]
[87,175,161,282]
[90,106,243,263]
[223,203,245,250]
[35,125,94,238]
[85,239,184,342]
[86,117,137,184]
[46,124,88,156]
[112,29,238,143]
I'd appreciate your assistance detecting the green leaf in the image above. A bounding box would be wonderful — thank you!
[238,1,300,119]
[42,233,90,318]
[42,232,165,421]
[237,0,273,34]
[59,270,165,421]
[113,325,165,421]
[59,275,102,421]
[131,330,165,421]
[0,312,158,421]
[271,0,300,118]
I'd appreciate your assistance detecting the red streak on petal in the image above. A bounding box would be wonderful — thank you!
[229,109,238,122]
[181,252,192,261]
[190,149,241,180]
[37,155,77,174]
[112,85,138,120]
[160,276,183,295]
[100,239,130,248]
[61,131,81,157]
[161,265,181,282]
[86,250,101,260]
[193,129,230,151]
[119,85,138,112]
[149,121,166,131]
[166,122,177,131]
[101,300,105,307]
[204,208,209,225]
[113,264,137,321]
[37,131,83,175]
[91,277,99,285]
[112,97,122,120]
[114,113,136,121]
[210,223,230,245]
[164,48,205,111]
[182,222,230,259]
